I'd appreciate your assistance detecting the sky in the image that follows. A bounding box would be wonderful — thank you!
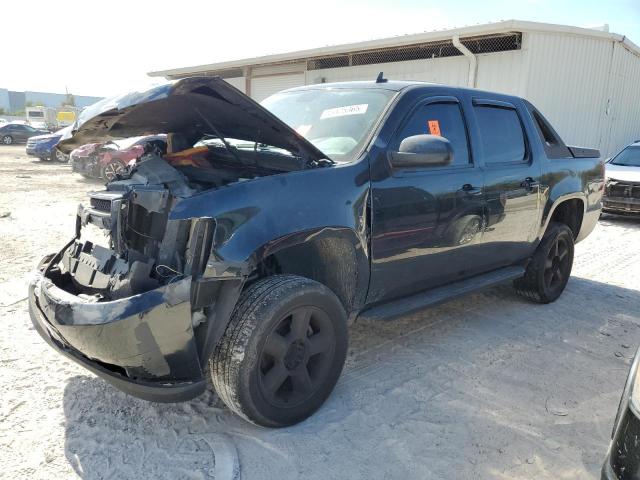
[2,0,639,98]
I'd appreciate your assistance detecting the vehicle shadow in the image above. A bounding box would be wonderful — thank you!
[62,277,640,480]
[600,212,640,228]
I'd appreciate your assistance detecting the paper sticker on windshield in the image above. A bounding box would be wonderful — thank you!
[320,104,368,120]
[428,120,441,136]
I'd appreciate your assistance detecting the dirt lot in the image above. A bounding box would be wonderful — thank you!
[1,144,639,479]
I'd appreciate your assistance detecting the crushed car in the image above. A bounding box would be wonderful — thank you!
[26,125,73,162]
[29,76,603,427]
[70,135,167,180]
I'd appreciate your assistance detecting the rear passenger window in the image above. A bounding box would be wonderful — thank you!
[475,106,526,164]
[395,102,470,167]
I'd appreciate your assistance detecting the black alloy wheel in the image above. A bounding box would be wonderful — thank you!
[258,305,336,409]
[210,275,348,427]
[514,222,575,303]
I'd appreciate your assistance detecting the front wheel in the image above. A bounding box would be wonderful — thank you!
[210,275,348,427]
[2,135,13,145]
[513,222,574,303]
[101,160,125,181]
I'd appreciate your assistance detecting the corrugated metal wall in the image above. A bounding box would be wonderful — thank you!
[523,32,614,154]
[305,56,470,86]
[523,32,640,157]
[600,43,640,157]
[243,31,640,157]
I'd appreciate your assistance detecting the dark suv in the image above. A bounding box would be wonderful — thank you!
[29,77,603,427]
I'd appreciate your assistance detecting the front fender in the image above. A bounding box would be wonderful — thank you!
[169,160,372,305]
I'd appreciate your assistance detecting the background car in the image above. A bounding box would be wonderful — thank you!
[28,120,51,132]
[0,123,49,145]
[25,125,73,162]
[70,135,166,180]
[603,141,640,215]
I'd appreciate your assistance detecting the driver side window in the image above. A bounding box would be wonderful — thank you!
[396,102,471,167]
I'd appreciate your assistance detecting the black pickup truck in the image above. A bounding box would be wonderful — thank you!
[29,77,603,427]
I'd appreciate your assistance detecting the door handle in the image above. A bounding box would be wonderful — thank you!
[460,184,482,195]
[521,177,540,190]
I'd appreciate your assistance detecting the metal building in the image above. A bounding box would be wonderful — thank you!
[0,88,103,114]
[148,20,640,157]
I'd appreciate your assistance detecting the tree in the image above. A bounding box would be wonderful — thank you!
[0,108,5,115]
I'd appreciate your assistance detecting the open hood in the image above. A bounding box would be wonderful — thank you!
[57,76,328,163]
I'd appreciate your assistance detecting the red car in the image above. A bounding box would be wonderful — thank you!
[70,135,166,181]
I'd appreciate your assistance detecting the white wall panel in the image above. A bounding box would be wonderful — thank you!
[523,32,613,153]
[223,77,246,93]
[600,43,640,157]
[250,73,306,102]
[476,50,529,96]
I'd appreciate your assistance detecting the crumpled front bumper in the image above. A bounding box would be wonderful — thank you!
[28,256,207,402]
[603,195,640,214]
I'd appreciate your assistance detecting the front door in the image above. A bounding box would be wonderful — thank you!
[368,94,486,303]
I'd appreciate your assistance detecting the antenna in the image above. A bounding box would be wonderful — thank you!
[376,72,388,83]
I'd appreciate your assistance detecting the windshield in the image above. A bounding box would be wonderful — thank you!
[261,88,396,162]
[611,146,640,167]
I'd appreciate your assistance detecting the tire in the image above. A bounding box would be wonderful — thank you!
[54,149,67,163]
[513,222,574,303]
[2,135,13,145]
[100,160,126,181]
[210,275,348,427]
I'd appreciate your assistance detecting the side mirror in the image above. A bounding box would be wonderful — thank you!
[389,134,453,168]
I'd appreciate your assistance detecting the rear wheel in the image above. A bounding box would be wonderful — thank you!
[513,222,574,303]
[2,135,12,145]
[210,275,348,427]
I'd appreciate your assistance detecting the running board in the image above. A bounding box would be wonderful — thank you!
[359,266,525,321]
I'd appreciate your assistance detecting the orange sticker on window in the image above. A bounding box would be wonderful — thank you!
[428,120,441,136]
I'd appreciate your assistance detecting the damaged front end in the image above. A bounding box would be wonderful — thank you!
[29,156,245,401]
[28,76,329,401]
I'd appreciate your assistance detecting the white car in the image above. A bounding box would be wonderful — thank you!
[28,120,50,131]
[603,141,640,214]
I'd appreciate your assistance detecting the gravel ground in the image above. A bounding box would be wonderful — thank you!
[1,144,639,479]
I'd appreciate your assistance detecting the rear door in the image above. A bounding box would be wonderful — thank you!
[470,98,542,267]
[368,94,487,303]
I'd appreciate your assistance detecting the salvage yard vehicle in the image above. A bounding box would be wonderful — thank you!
[0,123,49,145]
[26,125,72,162]
[70,135,167,180]
[28,76,603,427]
[602,347,640,480]
[603,141,640,215]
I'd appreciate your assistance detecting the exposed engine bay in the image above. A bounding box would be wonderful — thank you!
[53,141,322,303]
[46,75,333,306]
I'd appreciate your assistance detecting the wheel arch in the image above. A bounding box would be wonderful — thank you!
[249,227,370,318]
[540,194,586,240]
